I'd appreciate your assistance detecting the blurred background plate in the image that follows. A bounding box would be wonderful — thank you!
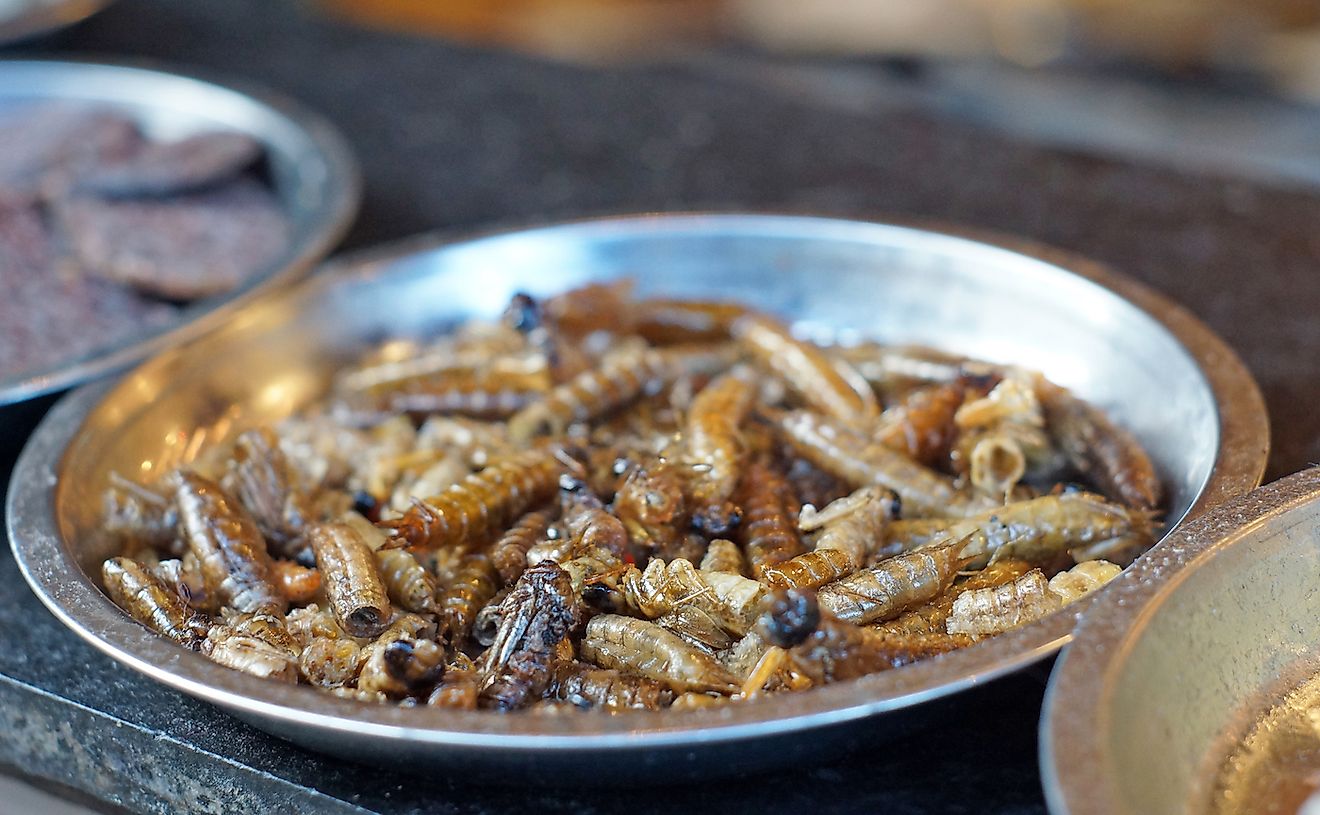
[8,213,1268,779]
[0,58,360,406]
[0,0,111,46]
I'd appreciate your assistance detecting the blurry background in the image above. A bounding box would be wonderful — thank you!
[321,0,1320,81]
[318,0,1320,188]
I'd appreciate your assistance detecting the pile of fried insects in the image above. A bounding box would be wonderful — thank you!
[100,281,1162,713]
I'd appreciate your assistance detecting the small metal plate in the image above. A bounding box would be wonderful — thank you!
[9,214,1269,778]
[0,58,360,404]
[1041,468,1320,815]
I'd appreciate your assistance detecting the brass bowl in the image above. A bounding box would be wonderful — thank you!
[1042,468,1320,814]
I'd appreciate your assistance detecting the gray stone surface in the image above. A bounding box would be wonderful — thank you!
[4,0,1320,811]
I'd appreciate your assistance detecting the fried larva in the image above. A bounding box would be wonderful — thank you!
[490,508,554,586]
[549,660,675,710]
[374,548,439,614]
[102,557,210,649]
[737,459,805,578]
[683,372,755,533]
[223,426,313,558]
[203,612,300,682]
[816,538,970,624]
[732,313,878,426]
[580,615,739,694]
[174,470,285,616]
[307,521,392,639]
[382,447,562,551]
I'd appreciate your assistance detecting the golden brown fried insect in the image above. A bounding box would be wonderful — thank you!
[816,538,970,624]
[549,660,676,710]
[719,631,771,681]
[622,558,766,636]
[173,470,286,616]
[103,473,180,554]
[334,325,529,396]
[298,637,361,688]
[102,557,210,649]
[699,538,746,575]
[760,549,857,592]
[524,531,574,570]
[275,413,374,489]
[439,552,500,645]
[580,615,739,694]
[414,415,515,470]
[684,372,755,533]
[203,612,300,682]
[542,279,635,338]
[631,298,748,345]
[884,492,1154,568]
[656,604,736,652]
[508,344,674,441]
[352,368,549,420]
[428,665,480,709]
[833,343,991,395]
[374,548,439,614]
[872,382,966,467]
[382,447,562,551]
[223,427,313,559]
[762,486,897,589]
[479,561,580,711]
[356,614,446,697]
[561,481,630,560]
[736,459,805,578]
[612,461,689,557]
[346,416,419,498]
[272,560,322,606]
[952,373,1059,497]
[945,569,1060,637]
[370,638,447,696]
[1037,379,1163,511]
[732,313,878,426]
[307,521,392,639]
[551,484,633,601]
[385,453,470,519]
[870,558,1033,637]
[768,408,998,518]
[1046,559,1122,604]
[149,554,210,612]
[490,509,555,586]
[759,589,966,684]
[283,603,349,647]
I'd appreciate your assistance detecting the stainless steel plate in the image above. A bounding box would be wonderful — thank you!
[8,214,1268,778]
[1041,467,1320,815]
[0,0,110,45]
[0,58,360,404]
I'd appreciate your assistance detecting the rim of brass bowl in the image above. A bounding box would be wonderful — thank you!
[7,213,1268,757]
[1039,467,1320,815]
[0,57,360,404]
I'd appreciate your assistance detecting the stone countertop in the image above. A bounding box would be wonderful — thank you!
[4,0,1320,811]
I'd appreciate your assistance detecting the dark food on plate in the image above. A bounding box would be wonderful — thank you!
[0,103,291,380]
[98,282,1162,712]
